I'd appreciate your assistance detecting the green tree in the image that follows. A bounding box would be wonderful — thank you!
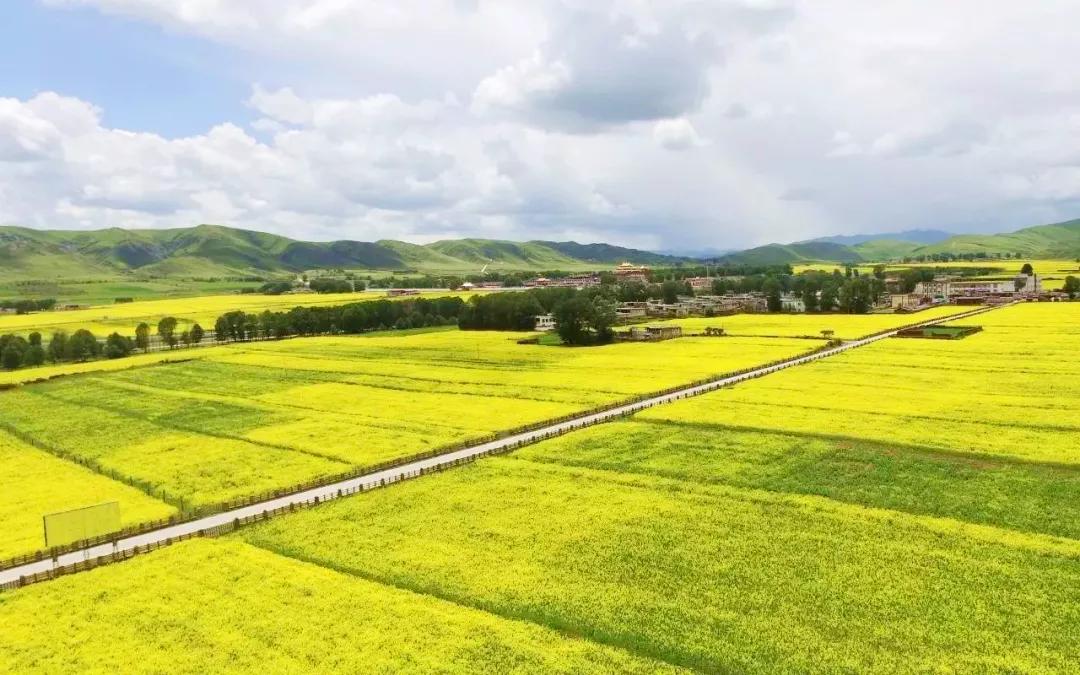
[802,283,819,313]
[819,283,839,312]
[1,346,21,370]
[1020,263,1034,276]
[68,329,100,362]
[660,280,682,304]
[157,317,179,348]
[24,344,46,367]
[28,332,42,347]
[553,296,593,345]
[103,332,134,359]
[135,322,151,353]
[190,323,205,345]
[47,331,69,363]
[590,295,618,343]
[763,277,782,312]
[1062,276,1079,299]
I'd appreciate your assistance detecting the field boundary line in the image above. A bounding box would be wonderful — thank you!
[0,303,1007,589]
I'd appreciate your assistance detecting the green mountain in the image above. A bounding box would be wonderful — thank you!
[719,218,1080,265]
[913,219,1080,257]
[0,224,687,280]
[718,241,865,266]
[850,239,924,260]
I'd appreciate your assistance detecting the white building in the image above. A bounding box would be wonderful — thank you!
[534,314,556,331]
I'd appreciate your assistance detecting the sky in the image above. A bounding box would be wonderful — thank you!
[1,1,1079,251]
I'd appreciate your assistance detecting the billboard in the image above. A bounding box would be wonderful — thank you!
[43,501,121,549]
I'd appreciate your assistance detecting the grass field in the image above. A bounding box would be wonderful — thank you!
[0,329,814,557]
[0,290,473,337]
[0,277,263,307]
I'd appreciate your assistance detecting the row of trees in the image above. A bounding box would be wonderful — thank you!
[0,329,136,371]
[0,298,57,315]
[213,296,467,342]
[0,296,466,371]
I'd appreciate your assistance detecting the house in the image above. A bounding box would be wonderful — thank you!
[780,295,805,312]
[534,314,556,331]
[614,262,649,284]
[685,276,713,291]
[554,274,601,289]
[890,293,923,310]
[615,325,683,341]
[616,302,649,319]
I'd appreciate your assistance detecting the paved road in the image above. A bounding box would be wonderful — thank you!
[0,304,1002,586]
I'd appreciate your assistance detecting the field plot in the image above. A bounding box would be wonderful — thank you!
[0,304,1077,672]
[0,329,813,557]
[234,458,1080,673]
[0,539,679,674]
[641,302,1080,464]
[0,431,175,559]
[0,290,471,337]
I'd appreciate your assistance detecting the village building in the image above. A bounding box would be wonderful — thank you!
[614,261,650,284]
[779,295,806,312]
[685,276,714,291]
[386,288,421,297]
[615,325,684,341]
[533,314,556,331]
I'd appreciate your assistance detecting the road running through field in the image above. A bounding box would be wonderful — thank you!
[0,303,1006,586]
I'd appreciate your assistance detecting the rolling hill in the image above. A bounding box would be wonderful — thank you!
[913,219,1080,257]
[719,218,1080,265]
[0,224,688,280]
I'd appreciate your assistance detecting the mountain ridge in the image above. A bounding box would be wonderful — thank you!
[0,224,688,280]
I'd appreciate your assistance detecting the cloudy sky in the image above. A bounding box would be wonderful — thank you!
[2,1,1079,250]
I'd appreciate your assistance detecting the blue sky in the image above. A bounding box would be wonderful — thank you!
[1,1,1079,248]
[0,2,253,136]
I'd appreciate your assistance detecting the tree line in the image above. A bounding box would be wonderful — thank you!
[0,296,466,372]
[0,298,57,315]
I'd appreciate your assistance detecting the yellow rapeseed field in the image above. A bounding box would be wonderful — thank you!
[0,539,682,674]
[236,457,1080,673]
[0,290,473,336]
[0,327,815,557]
[642,302,1080,464]
[0,431,175,559]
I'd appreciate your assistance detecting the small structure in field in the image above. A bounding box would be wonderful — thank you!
[534,314,556,332]
[703,327,726,337]
[615,325,684,342]
[386,289,420,297]
[894,325,982,340]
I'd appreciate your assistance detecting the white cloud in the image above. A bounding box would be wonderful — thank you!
[11,0,1080,247]
[653,118,705,151]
